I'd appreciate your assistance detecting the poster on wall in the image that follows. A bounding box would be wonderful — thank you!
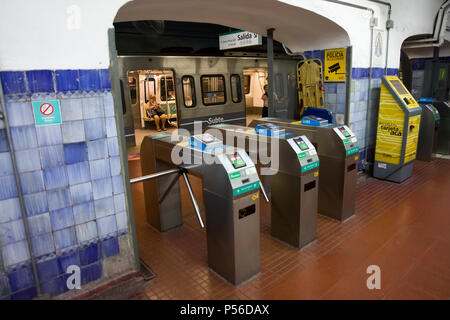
[324,48,346,82]
[372,29,386,68]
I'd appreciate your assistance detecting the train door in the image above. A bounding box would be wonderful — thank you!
[123,69,178,154]
[273,58,300,119]
[243,68,267,123]
[122,72,139,148]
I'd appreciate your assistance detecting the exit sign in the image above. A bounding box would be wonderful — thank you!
[219,30,262,50]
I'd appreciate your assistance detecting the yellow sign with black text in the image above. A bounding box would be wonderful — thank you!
[324,48,346,82]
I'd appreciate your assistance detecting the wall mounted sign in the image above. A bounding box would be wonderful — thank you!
[32,100,62,126]
[219,30,262,50]
[324,48,346,82]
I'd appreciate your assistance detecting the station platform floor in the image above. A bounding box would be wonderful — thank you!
[119,157,450,300]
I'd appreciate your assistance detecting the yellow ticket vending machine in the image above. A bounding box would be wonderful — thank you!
[373,76,422,183]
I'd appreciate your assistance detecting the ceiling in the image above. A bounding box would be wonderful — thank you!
[114,0,350,53]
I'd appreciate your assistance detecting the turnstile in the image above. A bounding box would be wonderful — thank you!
[374,76,422,183]
[249,118,358,222]
[140,133,262,285]
[417,104,440,161]
[432,101,450,155]
[207,123,319,249]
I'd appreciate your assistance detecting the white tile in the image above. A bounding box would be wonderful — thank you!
[2,240,30,268]
[76,221,98,243]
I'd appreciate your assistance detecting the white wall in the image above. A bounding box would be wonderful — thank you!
[388,0,444,66]
[282,0,443,68]
[0,0,127,70]
[0,0,444,71]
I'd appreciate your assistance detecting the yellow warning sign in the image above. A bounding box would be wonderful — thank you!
[324,48,346,82]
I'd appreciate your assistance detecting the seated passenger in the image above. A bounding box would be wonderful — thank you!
[145,94,167,131]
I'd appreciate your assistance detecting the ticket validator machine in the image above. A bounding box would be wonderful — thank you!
[249,118,358,222]
[374,76,422,183]
[417,101,440,162]
[207,123,319,249]
[140,132,263,285]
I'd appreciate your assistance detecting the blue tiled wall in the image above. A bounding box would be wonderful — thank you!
[351,67,398,170]
[304,49,399,170]
[0,69,129,299]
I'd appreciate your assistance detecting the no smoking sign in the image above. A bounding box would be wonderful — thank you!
[32,99,62,126]
[40,102,55,116]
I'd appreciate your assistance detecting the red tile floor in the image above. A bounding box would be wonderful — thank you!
[126,158,450,300]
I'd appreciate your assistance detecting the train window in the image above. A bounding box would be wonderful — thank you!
[144,77,155,102]
[129,77,137,104]
[244,75,251,95]
[160,77,175,101]
[230,74,242,103]
[275,73,285,99]
[182,76,196,108]
[201,75,226,106]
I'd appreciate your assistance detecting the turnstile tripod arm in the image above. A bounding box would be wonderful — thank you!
[181,170,205,229]
[259,179,270,203]
[130,168,180,184]
[129,166,204,228]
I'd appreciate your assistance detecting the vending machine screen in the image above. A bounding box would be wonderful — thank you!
[390,79,409,95]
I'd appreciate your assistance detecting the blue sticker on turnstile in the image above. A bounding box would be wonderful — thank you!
[254,124,292,137]
[189,136,207,150]
[301,115,332,127]
[151,133,171,139]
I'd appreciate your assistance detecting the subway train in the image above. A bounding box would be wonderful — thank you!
[118,55,299,147]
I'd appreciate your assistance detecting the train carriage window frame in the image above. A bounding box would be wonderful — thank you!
[230,74,242,103]
[144,77,156,103]
[160,76,175,102]
[201,74,227,106]
[182,75,196,108]
[275,73,286,99]
[128,77,137,105]
[244,75,251,95]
